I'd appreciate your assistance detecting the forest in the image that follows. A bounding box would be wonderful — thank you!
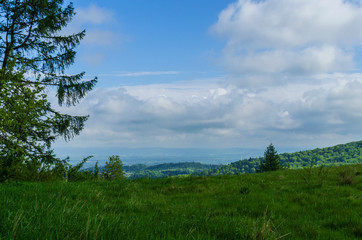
[197,140,362,177]
[115,141,362,179]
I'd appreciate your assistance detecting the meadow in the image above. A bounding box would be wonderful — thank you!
[0,164,361,240]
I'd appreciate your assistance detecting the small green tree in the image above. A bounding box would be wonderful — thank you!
[258,143,281,172]
[94,161,100,179]
[102,155,125,180]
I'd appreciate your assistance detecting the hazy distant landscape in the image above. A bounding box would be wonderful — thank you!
[1,0,362,239]
[55,147,272,167]
[88,141,361,179]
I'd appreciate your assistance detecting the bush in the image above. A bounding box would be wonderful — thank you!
[339,166,357,185]
[102,155,125,180]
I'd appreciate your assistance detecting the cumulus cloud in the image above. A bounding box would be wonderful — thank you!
[221,45,354,75]
[54,76,362,149]
[212,0,362,77]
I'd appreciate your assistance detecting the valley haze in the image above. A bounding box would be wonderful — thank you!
[55,146,307,168]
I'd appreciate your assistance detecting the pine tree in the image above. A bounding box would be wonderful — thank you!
[0,1,96,181]
[258,143,281,172]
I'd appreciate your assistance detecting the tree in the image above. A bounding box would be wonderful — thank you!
[258,143,281,172]
[102,155,125,180]
[0,63,55,181]
[0,1,96,181]
[93,161,99,179]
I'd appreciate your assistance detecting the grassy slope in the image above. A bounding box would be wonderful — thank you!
[0,164,361,240]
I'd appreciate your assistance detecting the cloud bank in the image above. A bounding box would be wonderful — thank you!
[55,74,362,149]
[212,0,362,78]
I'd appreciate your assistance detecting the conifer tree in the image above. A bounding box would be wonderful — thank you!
[258,143,281,172]
[0,0,96,181]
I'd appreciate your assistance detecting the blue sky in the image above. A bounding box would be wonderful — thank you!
[66,0,232,86]
[54,0,362,161]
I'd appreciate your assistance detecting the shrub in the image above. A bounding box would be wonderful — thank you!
[102,155,125,180]
[339,166,357,185]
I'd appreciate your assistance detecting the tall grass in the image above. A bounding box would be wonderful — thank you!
[0,164,361,239]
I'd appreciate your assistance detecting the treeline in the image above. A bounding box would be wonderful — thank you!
[97,162,221,179]
[197,141,362,176]
[0,155,125,182]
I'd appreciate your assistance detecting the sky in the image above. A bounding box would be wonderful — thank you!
[54,0,362,162]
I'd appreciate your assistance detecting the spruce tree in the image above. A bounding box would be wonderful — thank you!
[258,143,281,172]
[0,0,96,181]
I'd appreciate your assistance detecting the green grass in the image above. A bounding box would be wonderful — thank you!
[0,164,361,239]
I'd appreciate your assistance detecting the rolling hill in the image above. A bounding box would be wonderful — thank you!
[198,140,362,176]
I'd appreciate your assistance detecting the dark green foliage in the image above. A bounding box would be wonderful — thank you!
[281,141,362,167]
[296,160,329,188]
[0,0,96,181]
[199,141,362,176]
[239,186,250,195]
[258,143,281,172]
[0,63,56,181]
[338,165,358,185]
[0,164,360,239]
[93,161,100,179]
[66,156,95,182]
[102,155,125,180]
[39,155,97,182]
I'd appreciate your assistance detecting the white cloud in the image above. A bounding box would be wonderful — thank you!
[60,4,121,67]
[54,75,362,149]
[82,30,115,46]
[212,0,362,77]
[75,4,114,25]
[221,45,354,75]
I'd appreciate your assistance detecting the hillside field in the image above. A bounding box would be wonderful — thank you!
[0,164,361,239]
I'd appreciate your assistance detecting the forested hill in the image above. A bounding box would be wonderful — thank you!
[198,140,362,176]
